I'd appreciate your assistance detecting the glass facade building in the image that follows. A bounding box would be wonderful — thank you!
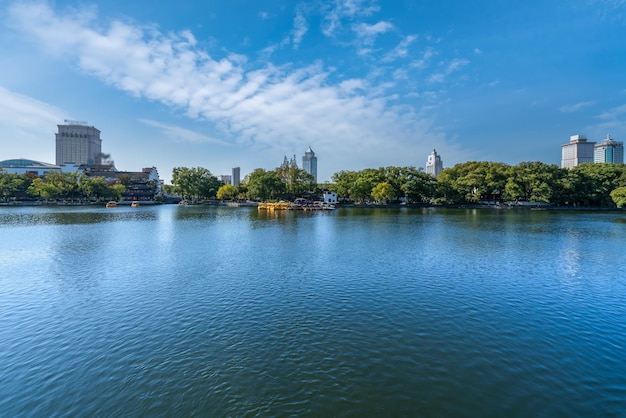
[594,135,624,164]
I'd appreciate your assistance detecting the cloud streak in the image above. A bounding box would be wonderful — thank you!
[139,119,229,144]
[560,101,594,113]
[8,1,447,169]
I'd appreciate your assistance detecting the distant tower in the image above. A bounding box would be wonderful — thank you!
[561,134,595,169]
[55,120,102,165]
[302,146,317,183]
[594,135,624,164]
[231,167,240,186]
[426,149,443,177]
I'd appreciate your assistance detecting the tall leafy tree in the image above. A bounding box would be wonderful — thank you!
[0,169,25,200]
[245,168,285,201]
[276,155,315,197]
[217,184,238,200]
[371,182,394,203]
[172,167,221,200]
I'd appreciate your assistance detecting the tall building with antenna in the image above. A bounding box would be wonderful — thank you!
[55,120,102,165]
[594,134,624,164]
[426,149,443,177]
[302,146,317,183]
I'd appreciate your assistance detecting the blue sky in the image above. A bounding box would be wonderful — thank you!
[1,0,625,183]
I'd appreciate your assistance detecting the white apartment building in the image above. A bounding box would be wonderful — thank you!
[561,135,595,169]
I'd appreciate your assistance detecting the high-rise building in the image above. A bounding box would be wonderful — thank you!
[426,149,443,177]
[302,147,317,183]
[594,135,624,164]
[55,120,102,165]
[232,167,240,186]
[561,134,595,169]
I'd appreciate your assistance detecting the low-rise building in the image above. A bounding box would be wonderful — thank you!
[0,159,61,176]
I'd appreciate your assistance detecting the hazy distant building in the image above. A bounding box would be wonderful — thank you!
[561,134,595,169]
[220,174,232,185]
[594,135,624,164]
[426,149,443,177]
[232,167,240,186]
[55,120,102,166]
[302,147,317,183]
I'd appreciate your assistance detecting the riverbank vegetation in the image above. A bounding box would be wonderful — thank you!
[3,160,626,207]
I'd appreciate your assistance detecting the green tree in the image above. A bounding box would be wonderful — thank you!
[27,177,60,200]
[610,186,626,208]
[330,170,359,200]
[402,170,437,203]
[245,168,285,201]
[276,155,315,197]
[0,169,25,200]
[567,163,625,206]
[171,167,221,200]
[217,184,238,200]
[371,181,394,203]
[103,184,126,201]
[504,162,560,203]
[79,176,109,201]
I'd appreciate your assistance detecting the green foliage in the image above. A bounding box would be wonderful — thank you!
[330,162,626,207]
[244,168,285,201]
[565,163,626,206]
[505,162,561,203]
[104,184,126,201]
[79,176,109,201]
[436,161,510,204]
[371,182,394,203]
[276,155,315,197]
[0,169,25,200]
[26,171,80,201]
[171,166,220,200]
[217,184,238,200]
[610,186,626,208]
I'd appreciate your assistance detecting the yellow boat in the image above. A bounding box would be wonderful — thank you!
[131,201,140,207]
[105,201,117,208]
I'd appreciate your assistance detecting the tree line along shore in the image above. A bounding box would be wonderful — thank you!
[2,160,626,208]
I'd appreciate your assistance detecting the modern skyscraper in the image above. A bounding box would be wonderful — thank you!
[232,167,240,186]
[55,120,102,165]
[426,149,443,177]
[594,135,624,164]
[561,134,595,169]
[302,147,317,183]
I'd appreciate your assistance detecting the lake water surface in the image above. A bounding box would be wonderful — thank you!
[1,205,625,416]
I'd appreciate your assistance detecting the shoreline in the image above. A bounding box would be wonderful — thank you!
[1,200,623,211]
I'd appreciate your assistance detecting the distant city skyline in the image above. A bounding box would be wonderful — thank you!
[1,1,625,183]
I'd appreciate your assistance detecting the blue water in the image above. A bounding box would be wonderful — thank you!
[1,205,625,416]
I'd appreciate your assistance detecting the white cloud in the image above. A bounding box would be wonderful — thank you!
[596,103,626,120]
[0,85,67,160]
[322,0,380,37]
[559,101,594,113]
[427,58,469,84]
[585,104,626,139]
[291,11,308,48]
[383,34,417,62]
[139,119,228,144]
[410,47,435,69]
[8,2,452,175]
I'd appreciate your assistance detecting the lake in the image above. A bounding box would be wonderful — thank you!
[1,205,625,416]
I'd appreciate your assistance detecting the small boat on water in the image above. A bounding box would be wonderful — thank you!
[131,201,140,207]
[105,201,118,208]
